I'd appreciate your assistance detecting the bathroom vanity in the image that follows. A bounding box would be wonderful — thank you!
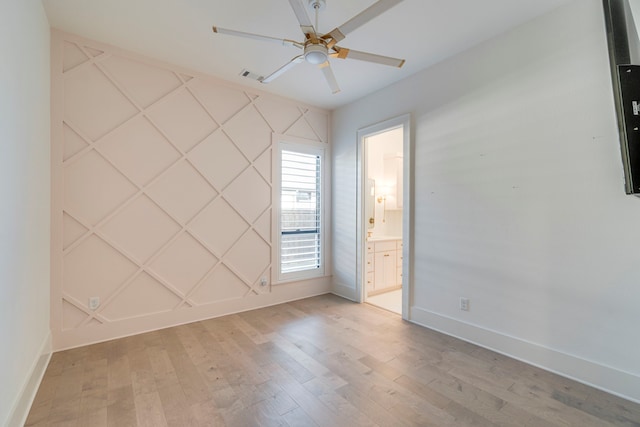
[365,237,402,296]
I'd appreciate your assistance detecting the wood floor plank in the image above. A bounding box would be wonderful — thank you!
[78,390,109,426]
[77,405,108,427]
[189,399,227,427]
[281,406,319,427]
[229,313,271,345]
[294,337,448,426]
[47,363,85,424]
[507,381,629,426]
[173,324,211,367]
[77,359,109,423]
[252,380,299,416]
[133,390,168,427]
[107,354,131,391]
[268,333,347,390]
[106,385,137,427]
[584,390,640,426]
[156,382,193,425]
[221,398,286,427]
[265,363,344,427]
[27,294,640,427]
[147,345,180,390]
[237,310,276,336]
[335,384,412,427]
[302,376,376,427]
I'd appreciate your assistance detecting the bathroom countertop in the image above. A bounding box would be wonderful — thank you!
[367,235,402,242]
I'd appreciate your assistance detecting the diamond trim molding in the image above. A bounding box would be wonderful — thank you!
[52,32,329,349]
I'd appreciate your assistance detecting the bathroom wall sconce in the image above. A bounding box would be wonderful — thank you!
[376,184,390,204]
[377,192,387,223]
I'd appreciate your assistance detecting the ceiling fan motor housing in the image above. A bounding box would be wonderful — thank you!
[304,43,328,64]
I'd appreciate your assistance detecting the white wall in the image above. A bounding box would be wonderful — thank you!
[0,1,52,425]
[332,0,640,402]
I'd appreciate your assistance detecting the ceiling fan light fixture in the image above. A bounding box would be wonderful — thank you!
[304,44,328,64]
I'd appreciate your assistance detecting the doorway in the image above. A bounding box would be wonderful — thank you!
[357,115,411,318]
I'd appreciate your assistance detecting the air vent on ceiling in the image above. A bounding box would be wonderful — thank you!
[239,69,264,82]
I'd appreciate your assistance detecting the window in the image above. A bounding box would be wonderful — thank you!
[276,141,325,281]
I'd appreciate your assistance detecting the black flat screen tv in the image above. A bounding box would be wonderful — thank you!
[603,0,640,194]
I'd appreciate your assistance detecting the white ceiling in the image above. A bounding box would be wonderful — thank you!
[41,0,571,110]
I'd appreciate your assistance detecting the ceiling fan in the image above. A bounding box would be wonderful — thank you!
[212,0,405,94]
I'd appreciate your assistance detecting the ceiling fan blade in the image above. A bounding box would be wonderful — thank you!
[213,26,302,48]
[261,55,305,84]
[288,0,314,29]
[332,46,405,68]
[319,61,341,94]
[323,0,404,43]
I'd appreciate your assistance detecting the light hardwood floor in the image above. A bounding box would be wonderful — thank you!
[26,294,640,426]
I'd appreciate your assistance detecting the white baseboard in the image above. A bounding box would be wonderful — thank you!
[331,282,359,302]
[410,307,640,404]
[4,332,52,427]
[55,277,332,351]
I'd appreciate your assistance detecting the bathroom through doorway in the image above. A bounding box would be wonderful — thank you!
[358,115,410,317]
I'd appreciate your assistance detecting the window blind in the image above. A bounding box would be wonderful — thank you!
[280,150,321,274]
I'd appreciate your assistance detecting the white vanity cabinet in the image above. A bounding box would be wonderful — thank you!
[366,238,402,296]
[365,242,375,293]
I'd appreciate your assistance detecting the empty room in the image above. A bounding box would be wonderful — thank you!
[2,0,640,425]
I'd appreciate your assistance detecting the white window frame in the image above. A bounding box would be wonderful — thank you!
[272,134,327,284]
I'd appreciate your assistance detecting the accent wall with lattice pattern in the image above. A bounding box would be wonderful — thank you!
[51,31,331,350]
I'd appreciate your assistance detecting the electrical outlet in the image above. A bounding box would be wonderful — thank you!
[89,296,100,310]
[260,277,268,287]
[460,297,470,311]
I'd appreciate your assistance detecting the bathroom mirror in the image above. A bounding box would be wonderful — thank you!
[367,178,375,229]
[603,0,640,193]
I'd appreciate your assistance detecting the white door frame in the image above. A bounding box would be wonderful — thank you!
[356,114,412,319]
